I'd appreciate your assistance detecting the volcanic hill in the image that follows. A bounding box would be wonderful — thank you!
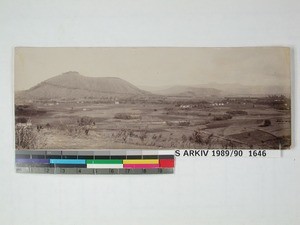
[18,71,149,100]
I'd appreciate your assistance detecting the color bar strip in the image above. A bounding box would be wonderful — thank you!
[123,164,159,169]
[50,159,86,165]
[123,159,159,164]
[159,159,174,168]
[86,160,122,164]
[16,159,50,164]
[87,164,123,169]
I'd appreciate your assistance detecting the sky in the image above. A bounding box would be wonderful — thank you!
[15,47,291,91]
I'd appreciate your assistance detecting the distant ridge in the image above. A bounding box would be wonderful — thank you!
[139,83,290,97]
[195,82,291,97]
[20,71,149,99]
[148,85,223,97]
[16,71,290,101]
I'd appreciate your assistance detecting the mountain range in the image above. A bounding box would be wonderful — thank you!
[16,71,290,101]
[140,83,290,97]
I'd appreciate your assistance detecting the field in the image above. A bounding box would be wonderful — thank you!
[15,96,291,150]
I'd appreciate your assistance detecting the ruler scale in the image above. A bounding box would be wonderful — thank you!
[15,150,175,174]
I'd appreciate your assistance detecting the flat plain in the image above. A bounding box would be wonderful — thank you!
[15,92,291,150]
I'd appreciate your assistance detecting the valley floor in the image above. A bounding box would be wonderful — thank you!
[15,102,291,150]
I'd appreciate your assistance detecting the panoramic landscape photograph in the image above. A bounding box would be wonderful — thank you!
[14,47,291,150]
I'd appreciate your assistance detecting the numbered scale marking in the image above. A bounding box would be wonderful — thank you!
[15,150,175,175]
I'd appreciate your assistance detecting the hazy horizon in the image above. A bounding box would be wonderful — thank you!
[15,47,291,92]
[14,71,291,92]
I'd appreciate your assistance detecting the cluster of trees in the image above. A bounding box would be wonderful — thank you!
[187,129,214,146]
[15,125,37,149]
[113,128,148,143]
[76,117,95,135]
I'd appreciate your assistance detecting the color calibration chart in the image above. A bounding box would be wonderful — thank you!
[16,150,175,174]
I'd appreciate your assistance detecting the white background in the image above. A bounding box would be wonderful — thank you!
[0,1,299,224]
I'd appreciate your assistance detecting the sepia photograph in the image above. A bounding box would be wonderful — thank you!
[14,47,291,150]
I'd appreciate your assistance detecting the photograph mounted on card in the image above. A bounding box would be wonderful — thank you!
[14,47,291,150]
